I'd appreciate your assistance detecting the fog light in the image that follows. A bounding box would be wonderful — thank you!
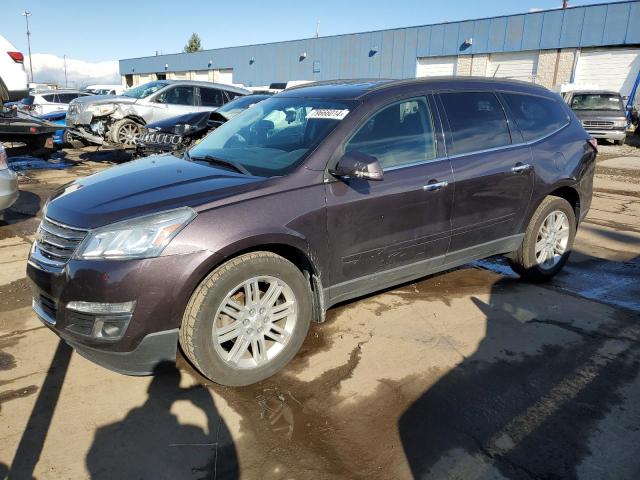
[66,301,135,314]
[65,301,135,340]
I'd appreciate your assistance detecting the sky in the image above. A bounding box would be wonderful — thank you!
[0,0,629,86]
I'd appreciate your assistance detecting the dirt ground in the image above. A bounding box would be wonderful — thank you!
[1,142,639,480]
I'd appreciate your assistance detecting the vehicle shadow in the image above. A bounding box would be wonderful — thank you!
[0,190,41,226]
[85,362,239,480]
[398,252,640,479]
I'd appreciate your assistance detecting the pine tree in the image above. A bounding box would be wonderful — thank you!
[184,33,202,53]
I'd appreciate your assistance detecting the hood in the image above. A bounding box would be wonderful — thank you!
[145,111,214,134]
[572,109,626,121]
[71,94,138,106]
[46,155,265,228]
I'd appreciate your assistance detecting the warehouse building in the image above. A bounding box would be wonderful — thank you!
[119,0,640,100]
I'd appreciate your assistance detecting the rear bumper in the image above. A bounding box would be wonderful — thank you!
[0,168,19,211]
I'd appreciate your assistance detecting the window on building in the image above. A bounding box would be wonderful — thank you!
[503,92,569,141]
[440,92,511,155]
[200,87,225,107]
[345,98,436,169]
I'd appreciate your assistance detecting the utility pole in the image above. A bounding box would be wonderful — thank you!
[562,0,569,8]
[63,54,68,87]
[315,20,320,38]
[21,10,34,84]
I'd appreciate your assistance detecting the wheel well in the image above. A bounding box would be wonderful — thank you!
[549,186,580,222]
[219,244,326,323]
[119,115,146,126]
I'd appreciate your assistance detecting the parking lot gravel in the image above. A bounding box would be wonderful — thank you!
[1,144,639,479]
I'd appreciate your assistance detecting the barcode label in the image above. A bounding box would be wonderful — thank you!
[307,109,350,120]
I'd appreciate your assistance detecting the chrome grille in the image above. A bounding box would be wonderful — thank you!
[34,216,88,267]
[583,120,613,129]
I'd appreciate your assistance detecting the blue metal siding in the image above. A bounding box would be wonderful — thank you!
[120,1,640,86]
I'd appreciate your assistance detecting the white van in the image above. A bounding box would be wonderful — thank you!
[0,35,29,103]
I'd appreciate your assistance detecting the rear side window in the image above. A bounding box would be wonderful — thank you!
[502,92,569,141]
[42,94,56,102]
[440,92,511,155]
[346,98,437,169]
[200,88,225,107]
[155,86,196,105]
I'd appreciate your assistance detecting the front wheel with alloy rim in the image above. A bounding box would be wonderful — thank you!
[110,118,142,147]
[508,196,576,282]
[179,252,312,386]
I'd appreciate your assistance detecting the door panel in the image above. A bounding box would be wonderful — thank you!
[448,147,533,253]
[438,91,534,255]
[326,159,453,287]
[325,96,452,293]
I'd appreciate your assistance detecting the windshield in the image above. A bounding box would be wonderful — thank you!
[189,97,354,177]
[216,95,270,119]
[122,81,169,99]
[571,93,624,111]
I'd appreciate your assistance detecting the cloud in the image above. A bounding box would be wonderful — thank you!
[25,54,119,88]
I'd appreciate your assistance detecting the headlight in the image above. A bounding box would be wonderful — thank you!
[86,103,117,116]
[75,207,196,260]
[612,119,628,128]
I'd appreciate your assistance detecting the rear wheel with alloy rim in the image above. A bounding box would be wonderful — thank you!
[508,196,576,282]
[180,252,312,386]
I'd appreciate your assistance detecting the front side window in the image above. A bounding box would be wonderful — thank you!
[122,81,168,99]
[189,97,354,177]
[345,98,436,169]
[570,93,624,112]
[440,92,511,155]
[42,94,56,103]
[200,88,225,107]
[503,92,569,141]
[155,86,195,106]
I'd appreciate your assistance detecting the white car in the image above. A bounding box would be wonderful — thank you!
[21,90,93,115]
[84,84,124,95]
[0,34,28,103]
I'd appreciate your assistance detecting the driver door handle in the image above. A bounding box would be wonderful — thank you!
[423,180,448,191]
[511,163,532,173]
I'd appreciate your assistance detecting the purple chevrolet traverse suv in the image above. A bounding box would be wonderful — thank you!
[27,78,596,386]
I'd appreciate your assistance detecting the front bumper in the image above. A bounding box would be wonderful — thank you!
[27,249,216,375]
[0,168,19,211]
[586,129,626,141]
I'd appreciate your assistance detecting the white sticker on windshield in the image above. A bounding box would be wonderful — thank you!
[307,109,350,120]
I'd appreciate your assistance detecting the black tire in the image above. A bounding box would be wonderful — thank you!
[508,196,576,282]
[110,118,142,147]
[179,252,312,386]
[0,81,8,104]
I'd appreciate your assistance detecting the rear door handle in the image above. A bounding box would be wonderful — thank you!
[511,163,532,173]
[423,180,448,191]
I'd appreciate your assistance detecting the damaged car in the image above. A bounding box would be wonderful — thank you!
[136,94,271,157]
[65,80,250,148]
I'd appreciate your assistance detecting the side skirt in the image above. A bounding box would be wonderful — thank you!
[324,234,524,308]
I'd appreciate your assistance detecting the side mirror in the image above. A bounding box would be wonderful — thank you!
[331,151,383,181]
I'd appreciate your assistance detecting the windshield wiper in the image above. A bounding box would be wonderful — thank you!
[187,152,251,175]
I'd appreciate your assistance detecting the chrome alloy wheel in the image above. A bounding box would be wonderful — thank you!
[212,276,298,369]
[117,123,140,146]
[535,210,570,270]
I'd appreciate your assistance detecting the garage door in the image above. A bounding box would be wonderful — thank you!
[487,51,538,82]
[416,56,457,77]
[192,70,210,82]
[574,48,640,98]
[213,69,233,85]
